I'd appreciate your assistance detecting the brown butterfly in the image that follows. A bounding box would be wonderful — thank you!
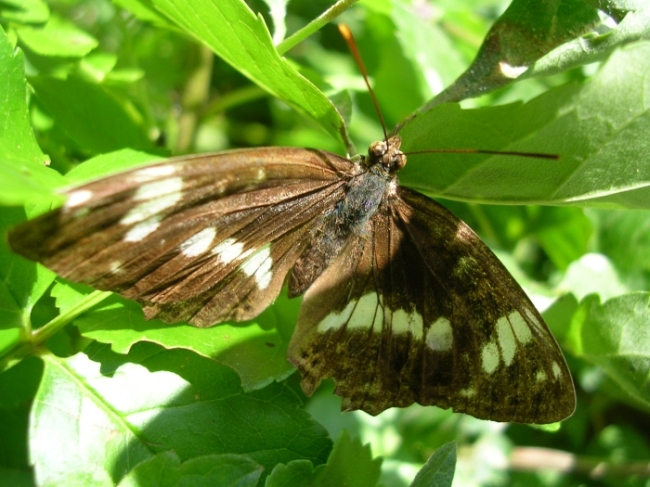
[9,131,575,423]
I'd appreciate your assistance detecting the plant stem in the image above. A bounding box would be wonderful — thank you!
[277,0,359,54]
[0,291,112,372]
[510,446,650,478]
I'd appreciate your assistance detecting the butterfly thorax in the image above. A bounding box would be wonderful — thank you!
[287,137,404,297]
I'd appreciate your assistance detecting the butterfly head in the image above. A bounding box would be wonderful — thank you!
[366,136,406,174]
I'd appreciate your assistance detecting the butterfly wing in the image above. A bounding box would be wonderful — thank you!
[288,186,575,423]
[9,148,356,327]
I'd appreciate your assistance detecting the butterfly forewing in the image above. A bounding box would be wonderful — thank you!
[9,148,356,326]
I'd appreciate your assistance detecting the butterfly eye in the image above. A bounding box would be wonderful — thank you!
[369,140,388,158]
[388,153,406,172]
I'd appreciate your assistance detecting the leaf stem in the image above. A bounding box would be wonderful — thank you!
[510,446,650,478]
[276,0,359,54]
[0,291,112,372]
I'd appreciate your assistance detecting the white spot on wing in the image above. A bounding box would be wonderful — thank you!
[318,300,356,332]
[536,370,548,382]
[66,190,93,208]
[348,293,379,330]
[392,309,424,338]
[123,216,162,242]
[459,388,476,398]
[496,316,516,366]
[134,177,183,201]
[481,342,500,374]
[120,178,184,225]
[509,310,533,344]
[241,245,273,289]
[180,228,216,257]
[212,238,244,264]
[133,165,176,182]
[552,361,562,380]
[523,308,545,333]
[426,317,453,351]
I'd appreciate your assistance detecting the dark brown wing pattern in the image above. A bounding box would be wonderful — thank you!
[288,186,575,423]
[9,148,356,327]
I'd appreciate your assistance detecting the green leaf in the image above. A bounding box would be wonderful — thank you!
[558,253,628,301]
[594,209,650,290]
[312,430,382,487]
[65,149,166,182]
[95,342,331,475]
[71,291,297,391]
[411,0,599,109]
[29,76,155,154]
[118,451,264,487]
[150,0,349,149]
[409,442,456,487]
[16,15,98,57]
[0,357,42,479]
[29,354,156,486]
[529,4,650,78]
[0,24,49,182]
[31,347,331,485]
[266,459,318,487]
[400,41,650,209]
[0,0,49,24]
[568,293,650,409]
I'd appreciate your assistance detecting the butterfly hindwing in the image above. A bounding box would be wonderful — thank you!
[288,185,575,423]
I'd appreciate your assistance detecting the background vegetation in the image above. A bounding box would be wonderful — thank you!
[1,0,649,486]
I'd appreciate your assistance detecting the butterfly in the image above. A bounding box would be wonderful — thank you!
[9,132,576,424]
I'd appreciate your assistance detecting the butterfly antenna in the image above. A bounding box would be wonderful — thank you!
[339,23,389,142]
[405,148,559,160]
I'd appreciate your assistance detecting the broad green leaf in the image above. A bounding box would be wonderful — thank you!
[71,291,298,391]
[29,76,155,154]
[0,158,65,206]
[594,209,650,290]
[409,442,456,487]
[0,24,48,172]
[266,459,318,487]
[400,41,650,209]
[30,354,156,486]
[151,0,350,149]
[312,430,382,487]
[31,347,331,486]
[406,0,599,116]
[529,4,650,78]
[567,293,650,409]
[65,149,166,182]
[0,356,43,409]
[0,0,49,24]
[558,253,628,301]
[90,342,332,477]
[118,451,263,487]
[0,357,42,477]
[16,14,98,57]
